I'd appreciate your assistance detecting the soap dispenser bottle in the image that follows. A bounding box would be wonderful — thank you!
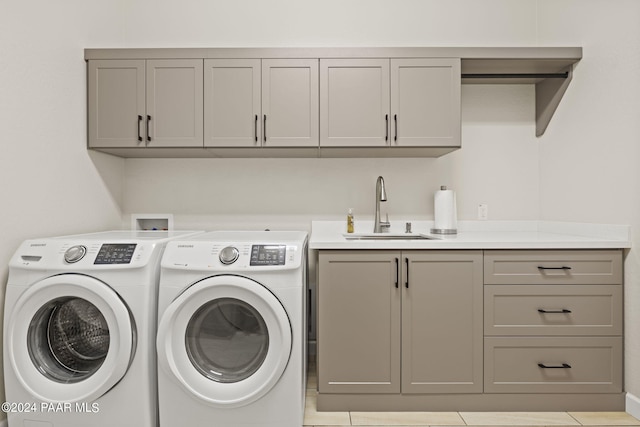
[347,208,354,233]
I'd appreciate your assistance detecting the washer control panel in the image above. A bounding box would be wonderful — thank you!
[250,245,286,266]
[94,243,137,265]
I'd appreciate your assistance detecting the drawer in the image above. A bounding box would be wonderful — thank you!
[484,337,622,394]
[484,250,622,285]
[484,285,622,336]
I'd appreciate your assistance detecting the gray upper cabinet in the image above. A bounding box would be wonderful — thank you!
[85,47,582,157]
[320,59,390,147]
[320,58,461,149]
[88,59,203,148]
[262,59,319,147]
[88,60,145,148]
[205,58,319,148]
[391,58,460,147]
[204,59,261,147]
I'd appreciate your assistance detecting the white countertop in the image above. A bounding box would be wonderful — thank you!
[309,220,631,250]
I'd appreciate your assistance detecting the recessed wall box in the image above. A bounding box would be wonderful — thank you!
[132,214,173,231]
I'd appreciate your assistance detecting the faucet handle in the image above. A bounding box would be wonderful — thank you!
[405,222,412,233]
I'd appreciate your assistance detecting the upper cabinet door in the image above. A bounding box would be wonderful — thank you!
[146,59,203,147]
[262,59,319,147]
[320,59,390,147]
[390,58,461,147]
[204,59,261,148]
[88,60,145,148]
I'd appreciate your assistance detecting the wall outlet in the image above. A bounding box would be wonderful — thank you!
[478,204,489,220]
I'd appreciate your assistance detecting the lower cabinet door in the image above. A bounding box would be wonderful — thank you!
[402,251,483,393]
[318,251,401,394]
[484,336,622,393]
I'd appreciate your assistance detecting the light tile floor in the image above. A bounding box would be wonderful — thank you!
[304,363,640,427]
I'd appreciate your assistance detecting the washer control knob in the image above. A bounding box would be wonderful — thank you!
[64,245,87,263]
[219,246,240,265]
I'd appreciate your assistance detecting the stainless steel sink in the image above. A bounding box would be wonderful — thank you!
[343,233,439,241]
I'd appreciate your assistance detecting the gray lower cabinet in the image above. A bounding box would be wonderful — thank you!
[88,59,203,148]
[483,249,623,394]
[317,248,624,410]
[317,250,483,395]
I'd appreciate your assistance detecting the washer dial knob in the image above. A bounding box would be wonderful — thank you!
[64,245,87,263]
[219,246,240,265]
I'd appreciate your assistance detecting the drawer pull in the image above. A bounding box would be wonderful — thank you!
[538,308,572,314]
[538,266,572,271]
[538,363,572,369]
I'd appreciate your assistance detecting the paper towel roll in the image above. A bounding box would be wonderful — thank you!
[431,186,457,234]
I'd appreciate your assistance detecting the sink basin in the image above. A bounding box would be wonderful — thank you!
[343,233,439,241]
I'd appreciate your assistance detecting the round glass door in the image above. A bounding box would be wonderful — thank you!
[28,297,110,383]
[186,298,269,383]
[7,274,135,402]
[157,275,292,408]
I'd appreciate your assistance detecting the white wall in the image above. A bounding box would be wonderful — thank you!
[536,0,640,401]
[1,0,639,415]
[0,0,127,410]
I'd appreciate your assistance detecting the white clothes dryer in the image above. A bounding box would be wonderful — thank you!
[3,230,201,427]
[157,230,308,427]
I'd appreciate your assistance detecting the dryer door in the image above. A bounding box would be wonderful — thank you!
[7,274,135,403]
[157,275,292,408]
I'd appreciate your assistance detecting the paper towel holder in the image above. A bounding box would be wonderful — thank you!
[431,185,458,235]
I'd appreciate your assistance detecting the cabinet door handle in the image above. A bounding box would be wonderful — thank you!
[263,114,267,143]
[538,308,572,314]
[394,114,398,142]
[146,115,151,142]
[395,257,399,288]
[385,114,389,141]
[137,115,143,142]
[255,114,258,142]
[538,363,572,369]
[405,257,409,288]
[538,266,572,271]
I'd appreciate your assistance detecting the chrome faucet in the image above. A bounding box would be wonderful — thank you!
[374,176,391,233]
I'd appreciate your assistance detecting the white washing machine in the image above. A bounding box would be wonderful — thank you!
[157,230,308,427]
[3,230,202,427]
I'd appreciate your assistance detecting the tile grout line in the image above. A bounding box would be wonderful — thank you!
[567,412,583,426]
[458,411,469,426]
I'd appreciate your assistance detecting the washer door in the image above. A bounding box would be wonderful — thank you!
[157,275,292,408]
[7,274,135,403]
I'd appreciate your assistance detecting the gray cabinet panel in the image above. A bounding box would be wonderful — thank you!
[317,251,401,394]
[146,59,203,147]
[485,284,622,336]
[204,59,261,147]
[262,59,319,147]
[484,336,622,394]
[484,250,623,285]
[320,59,390,147]
[402,251,483,393]
[391,59,461,147]
[88,60,145,148]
